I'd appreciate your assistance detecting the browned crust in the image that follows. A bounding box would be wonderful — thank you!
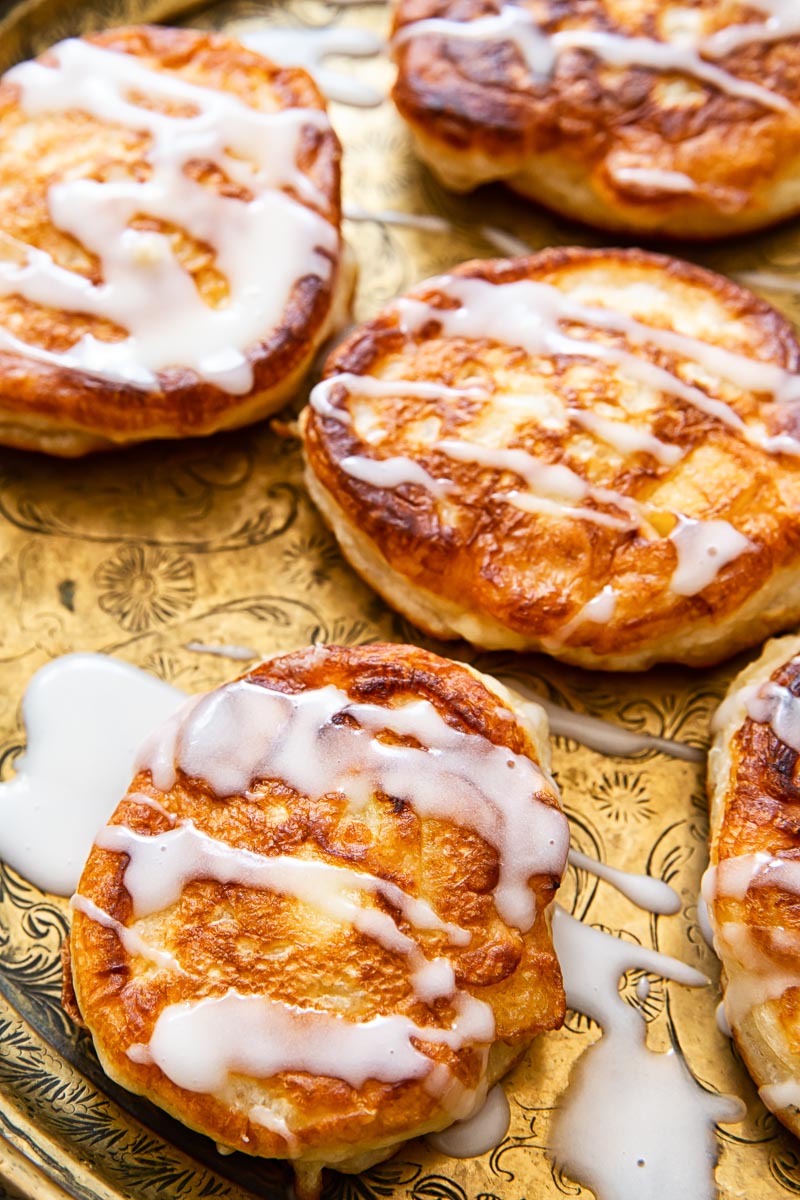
[714,661,800,870]
[708,640,800,1134]
[69,643,565,1163]
[391,0,800,237]
[301,247,800,669]
[0,25,344,453]
[60,939,84,1027]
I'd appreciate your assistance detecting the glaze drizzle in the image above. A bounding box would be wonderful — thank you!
[1,38,338,392]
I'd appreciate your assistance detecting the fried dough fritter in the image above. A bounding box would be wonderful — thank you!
[301,247,800,670]
[391,0,800,238]
[707,633,800,1138]
[69,643,568,1198]
[0,25,351,455]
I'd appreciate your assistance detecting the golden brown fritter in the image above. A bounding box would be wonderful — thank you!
[391,0,800,238]
[69,643,566,1198]
[301,247,800,671]
[0,25,351,455]
[707,633,800,1138]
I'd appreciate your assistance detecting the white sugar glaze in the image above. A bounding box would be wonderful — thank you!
[697,896,715,949]
[70,893,184,972]
[344,204,453,235]
[567,849,681,916]
[242,26,384,108]
[128,988,495,1095]
[343,429,748,597]
[426,1084,511,1157]
[554,585,618,642]
[1,39,337,392]
[437,437,640,532]
[394,275,800,429]
[703,851,800,1030]
[701,857,800,1024]
[126,791,177,824]
[712,669,800,749]
[608,166,697,194]
[94,820,469,938]
[393,4,793,112]
[90,802,681,986]
[497,486,633,532]
[716,1001,732,1038]
[703,0,800,57]
[248,1105,300,1155]
[747,680,800,752]
[548,906,743,1200]
[707,851,800,903]
[0,654,184,895]
[94,820,468,1003]
[709,681,760,734]
[185,641,261,662]
[636,976,651,1002]
[310,372,487,423]
[497,676,705,763]
[669,517,753,596]
[477,225,532,256]
[708,917,800,1026]
[760,1078,800,1111]
[139,678,569,932]
[568,407,682,466]
[340,453,452,498]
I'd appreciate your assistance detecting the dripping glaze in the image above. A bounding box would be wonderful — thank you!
[0,654,184,894]
[548,907,744,1200]
[241,26,384,108]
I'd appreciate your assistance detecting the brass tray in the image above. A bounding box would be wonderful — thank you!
[1,2,800,1197]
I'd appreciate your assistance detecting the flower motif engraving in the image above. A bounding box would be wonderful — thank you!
[95,545,196,633]
[590,769,655,825]
[282,530,342,587]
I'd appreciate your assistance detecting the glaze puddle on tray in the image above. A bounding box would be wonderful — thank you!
[548,907,743,1200]
[0,654,184,894]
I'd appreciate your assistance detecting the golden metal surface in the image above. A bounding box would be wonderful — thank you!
[1,2,800,1197]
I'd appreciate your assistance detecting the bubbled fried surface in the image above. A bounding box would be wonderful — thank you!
[301,247,800,671]
[708,634,800,1139]
[0,25,346,455]
[391,0,800,238]
[70,643,565,1171]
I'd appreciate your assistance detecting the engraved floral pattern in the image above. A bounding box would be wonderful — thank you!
[95,545,196,633]
[589,769,655,825]
[282,530,343,587]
